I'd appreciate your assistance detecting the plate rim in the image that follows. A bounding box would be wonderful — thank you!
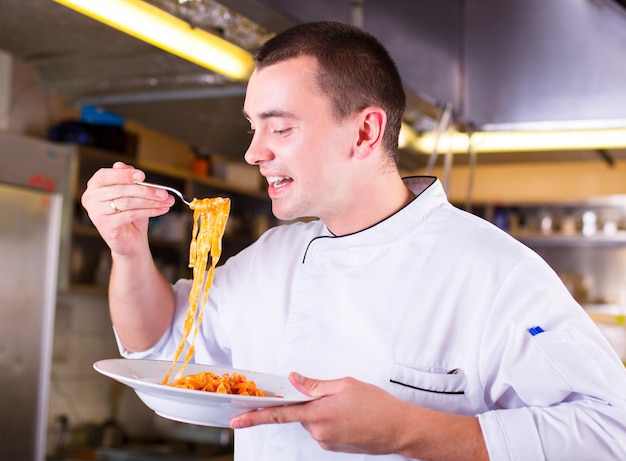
[93,357,312,405]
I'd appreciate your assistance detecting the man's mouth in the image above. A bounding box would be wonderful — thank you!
[266,176,293,188]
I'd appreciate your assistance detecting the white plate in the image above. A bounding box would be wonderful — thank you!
[94,358,313,427]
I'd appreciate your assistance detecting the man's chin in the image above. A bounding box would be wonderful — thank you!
[271,205,307,223]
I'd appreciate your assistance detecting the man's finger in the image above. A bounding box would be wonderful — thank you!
[230,400,310,429]
[86,163,145,190]
[290,372,341,399]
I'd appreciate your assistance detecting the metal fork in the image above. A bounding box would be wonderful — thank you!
[138,181,192,207]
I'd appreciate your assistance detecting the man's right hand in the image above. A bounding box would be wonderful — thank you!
[80,161,175,257]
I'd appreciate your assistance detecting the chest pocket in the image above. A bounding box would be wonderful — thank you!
[388,363,472,414]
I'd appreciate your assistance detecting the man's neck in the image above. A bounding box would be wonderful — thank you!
[325,175,415,236]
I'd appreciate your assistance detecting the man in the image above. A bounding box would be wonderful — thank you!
[82,21,626,460]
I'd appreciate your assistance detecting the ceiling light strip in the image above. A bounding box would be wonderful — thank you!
[53,0,254,81]
[413,128,626,153]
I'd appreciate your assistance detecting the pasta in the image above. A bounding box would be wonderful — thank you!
[167,371,268,397]
[162,197,231,385]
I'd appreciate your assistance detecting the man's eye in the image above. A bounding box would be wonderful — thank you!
[273,128,291,135]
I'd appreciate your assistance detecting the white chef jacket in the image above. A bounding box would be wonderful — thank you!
[120,176,626,460]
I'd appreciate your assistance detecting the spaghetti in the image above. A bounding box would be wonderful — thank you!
[162,197,231,385]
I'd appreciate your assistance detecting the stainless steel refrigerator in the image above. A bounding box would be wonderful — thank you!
[0,133,72,460]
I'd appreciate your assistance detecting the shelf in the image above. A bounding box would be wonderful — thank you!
[72,223,101,237]
[514,231,626,247]
[63,284,108,296]
[583,304,626,326]
[148,235,185,248]
[73,222,185,248]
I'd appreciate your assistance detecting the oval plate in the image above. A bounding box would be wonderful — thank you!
[94,358,313,427]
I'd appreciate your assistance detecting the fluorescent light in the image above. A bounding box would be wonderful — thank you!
[398,122,417,149]
[54,0,254,81]
[413,128,626,153]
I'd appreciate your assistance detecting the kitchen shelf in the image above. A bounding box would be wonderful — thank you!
[583,304,626,326]
[513,231,626,247]
[67,284,108,296]
[71,223,100,238]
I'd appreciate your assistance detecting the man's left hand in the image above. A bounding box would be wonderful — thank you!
[230,372,411,454]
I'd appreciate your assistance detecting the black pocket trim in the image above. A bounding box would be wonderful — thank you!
[390,378,465,395]
[389,363,467,395]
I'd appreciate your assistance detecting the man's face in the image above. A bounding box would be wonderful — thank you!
[243,56,358,223]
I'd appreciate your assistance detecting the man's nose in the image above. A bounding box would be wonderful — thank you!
[244,132,273,165]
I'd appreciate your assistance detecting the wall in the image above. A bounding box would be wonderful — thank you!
[5,59,78,138]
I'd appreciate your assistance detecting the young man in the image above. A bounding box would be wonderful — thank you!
[82,21,626,460]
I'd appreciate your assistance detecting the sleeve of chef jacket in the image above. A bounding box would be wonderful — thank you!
[114,277,231,366]
[476,256,626,460]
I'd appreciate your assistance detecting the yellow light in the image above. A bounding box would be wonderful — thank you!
[398,122,417,149]
[414,128,626,153]
[54,0,254,81]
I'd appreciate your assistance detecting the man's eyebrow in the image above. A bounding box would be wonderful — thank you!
[242,109,300,121]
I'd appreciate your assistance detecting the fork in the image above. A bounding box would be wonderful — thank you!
[138,181,192,207]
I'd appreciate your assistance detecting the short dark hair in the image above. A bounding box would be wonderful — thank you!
[254,21,406,160]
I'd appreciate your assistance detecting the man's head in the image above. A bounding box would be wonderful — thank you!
[254,21,406,160]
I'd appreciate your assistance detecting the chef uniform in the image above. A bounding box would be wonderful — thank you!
[120,176,626,460]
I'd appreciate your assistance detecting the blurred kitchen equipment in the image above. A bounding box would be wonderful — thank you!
[582,210,598,236]
[539,209,554,235]
[0,133,72,460]
[424,102,454,194]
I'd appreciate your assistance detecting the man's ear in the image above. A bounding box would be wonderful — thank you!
[355,107,386,159]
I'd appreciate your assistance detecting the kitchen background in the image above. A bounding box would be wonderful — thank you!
[1,0,626,460]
